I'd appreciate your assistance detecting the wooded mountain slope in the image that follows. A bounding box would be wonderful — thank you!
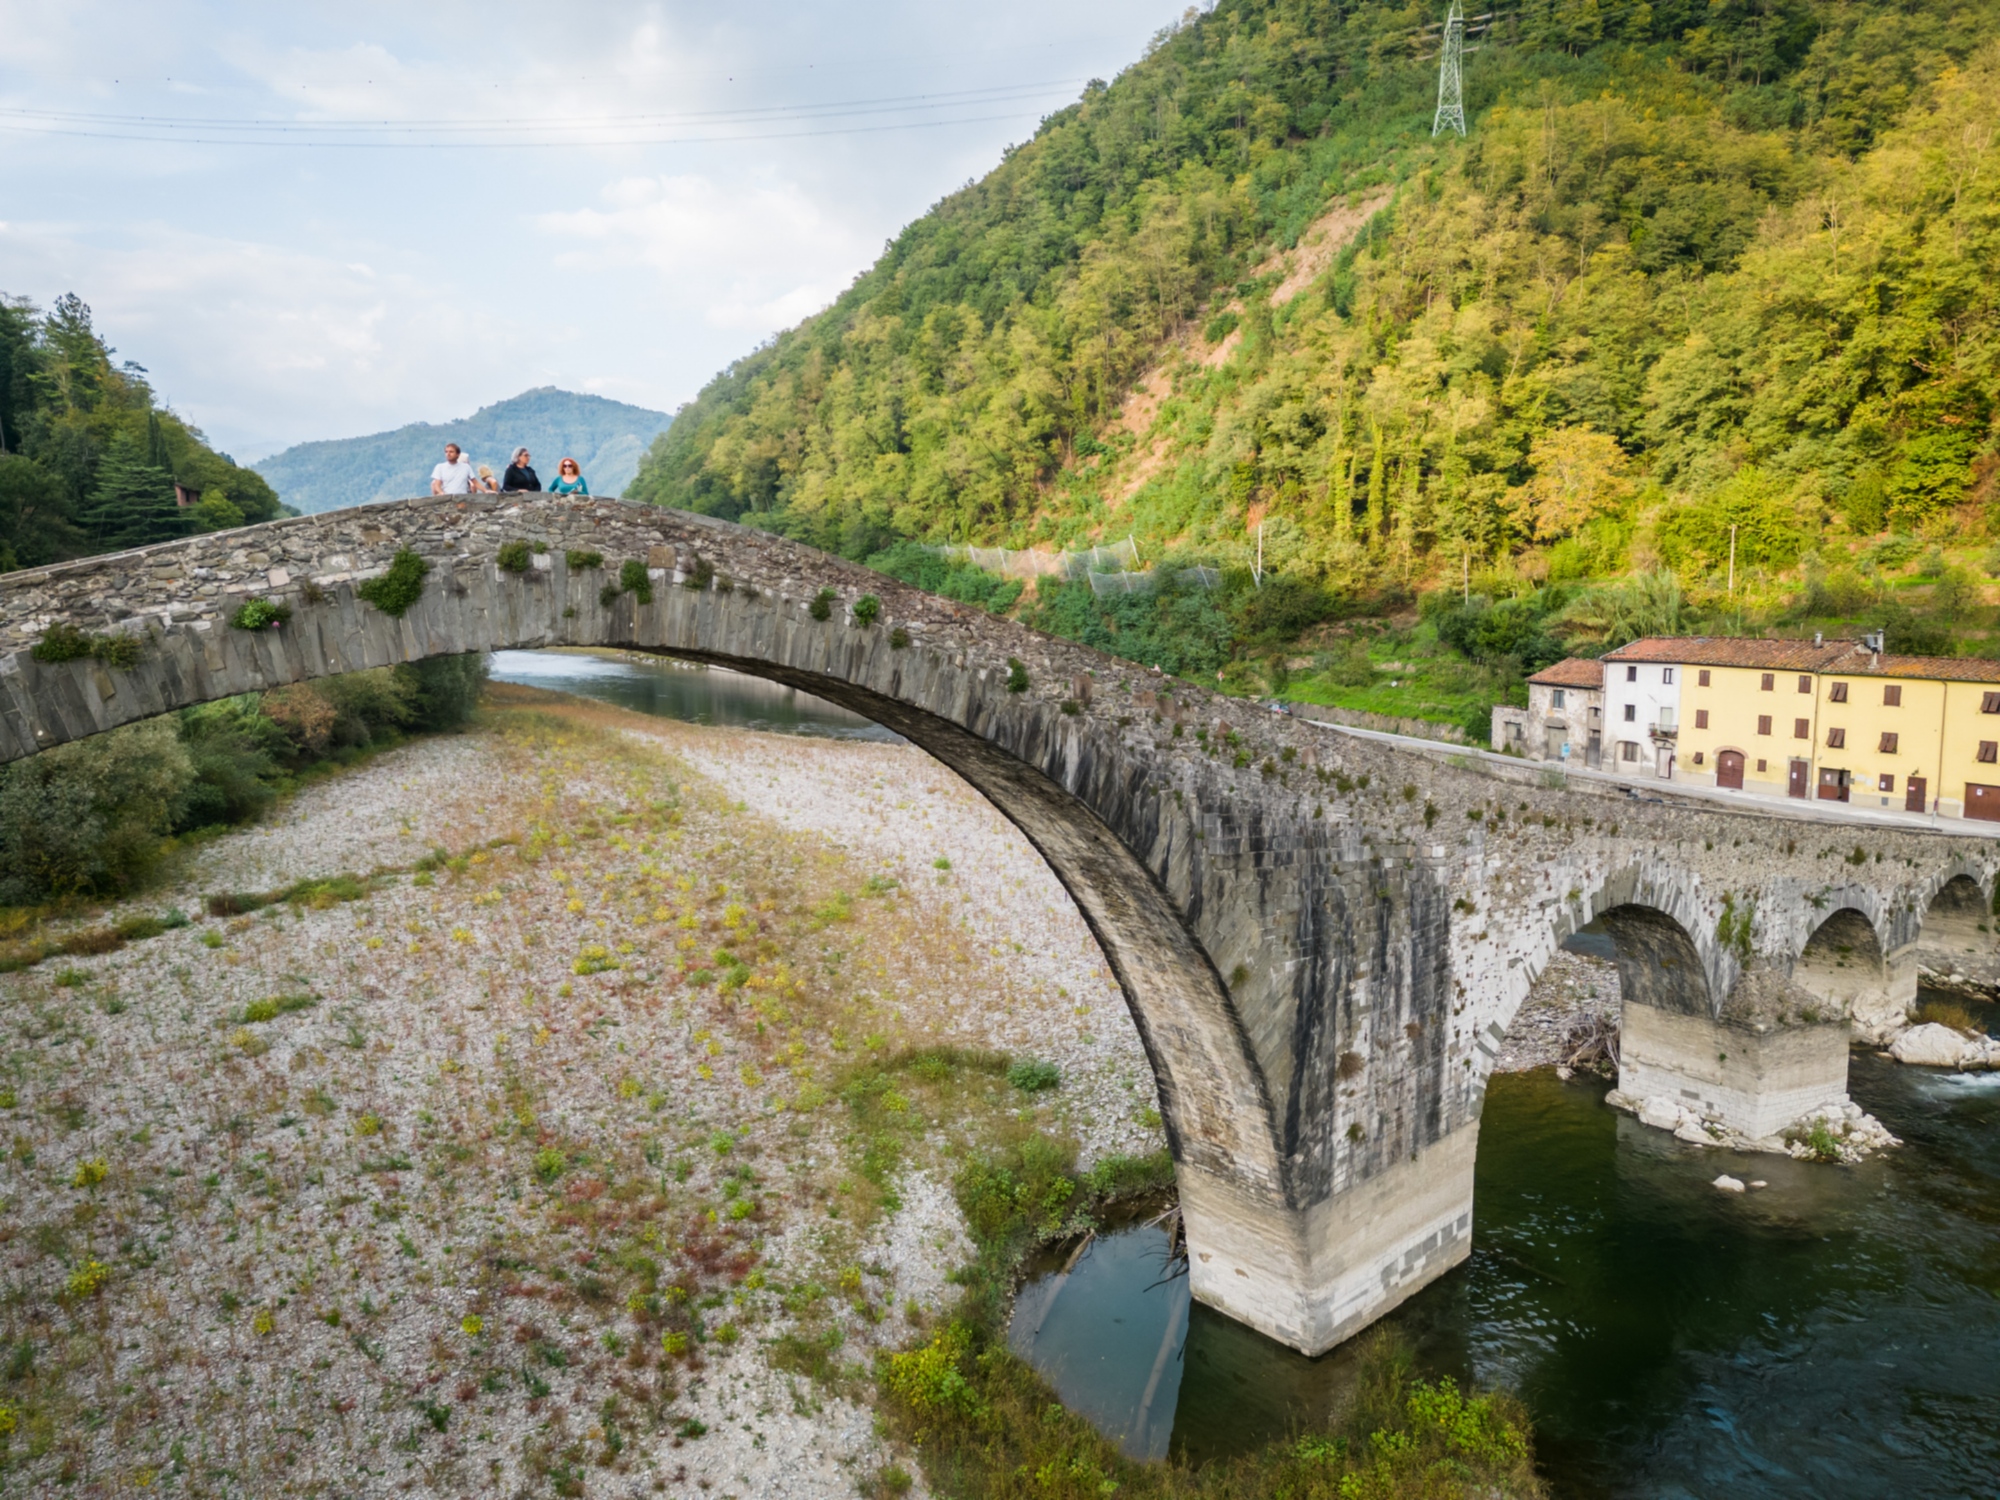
[0,295,281,570]
[632,0,2000,610]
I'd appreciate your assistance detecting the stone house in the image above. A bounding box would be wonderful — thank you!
[1490,657,1603,764]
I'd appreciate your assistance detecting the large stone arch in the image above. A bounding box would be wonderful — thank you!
[1793,906,1890,1017]
[7,494,2000,1353]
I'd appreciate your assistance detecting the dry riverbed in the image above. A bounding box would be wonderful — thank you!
[0,685,1165,1497]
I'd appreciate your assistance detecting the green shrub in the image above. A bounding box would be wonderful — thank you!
[881,1323,983,1417]
[495,539,532,573]
[1006,1058,1061,1093]
[1006,657,1029,692]
[533,1147,567,1183]
[356,550,429,617]
[31,623,142,669]
[682,556,715,591]
[889,627,910,649]
[0,719,193,903]
[810,588,837,621]
[852,594,881,626]
[619,558,654,604]
[566,549,603,570]
[228,598,291,632]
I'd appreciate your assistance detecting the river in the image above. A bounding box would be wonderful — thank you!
[487,648,2000,1498]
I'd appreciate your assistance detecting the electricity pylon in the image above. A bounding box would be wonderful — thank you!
[1432,0,1466,137]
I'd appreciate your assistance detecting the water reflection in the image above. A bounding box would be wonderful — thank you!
[488,649,899,742]
[1007,1214,1189,1460]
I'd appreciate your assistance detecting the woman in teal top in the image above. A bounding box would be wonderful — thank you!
[549,457,589,495]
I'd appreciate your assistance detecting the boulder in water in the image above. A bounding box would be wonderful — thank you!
[1891,1023,1973,1068]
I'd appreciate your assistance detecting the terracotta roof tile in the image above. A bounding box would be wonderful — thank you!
[1823,646,2000,684]
[1604,636,1858,670]
[1528,657,1604,688]
[1601,635,2000,683]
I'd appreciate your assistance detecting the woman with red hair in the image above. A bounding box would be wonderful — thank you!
[548,457,588,496]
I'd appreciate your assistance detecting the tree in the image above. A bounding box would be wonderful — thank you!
[0,453,78,570]
[1508,426,1634,542]
[74,432,186,551]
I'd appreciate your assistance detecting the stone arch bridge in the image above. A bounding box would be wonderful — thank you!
[2,495,1994,1354]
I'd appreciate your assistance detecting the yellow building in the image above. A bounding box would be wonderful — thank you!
[1604,635,2000,820]
[1611,637,1850,801]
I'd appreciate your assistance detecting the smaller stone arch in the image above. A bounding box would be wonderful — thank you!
[1918,872,1991,955]
[1792,906,1889,1019]
[1593,902,1713,1017]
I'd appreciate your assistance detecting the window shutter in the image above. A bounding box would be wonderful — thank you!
[1698,669,1711,687]
[1761,673,1774,691]
[1884,685,1902,707]
[1826,727,1846,748]
[1795,718,1809,738]
[1798,675,1811,693]
[1695,709,1709,729]
[1879,732,1898,754]
[1757,715,1772,735]
[1981,741,1998,764]
[1829,682,1848,703]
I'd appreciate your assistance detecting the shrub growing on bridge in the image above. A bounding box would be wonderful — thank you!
[355,549,429,617]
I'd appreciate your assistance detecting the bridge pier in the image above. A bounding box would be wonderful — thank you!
[1178,1130,1476,1356]
[1618,1001,1850,1140]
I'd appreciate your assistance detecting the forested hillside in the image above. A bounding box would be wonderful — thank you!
[254,386,670,513]
[0,294,282,571]
[634,0,2000,726]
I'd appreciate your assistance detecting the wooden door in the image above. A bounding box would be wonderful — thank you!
[1967,783,2000,822]
[1716,750,1745,789]
[1906,776,1927,814]
[1788,759,1809,798]
[1818,768,1850,802]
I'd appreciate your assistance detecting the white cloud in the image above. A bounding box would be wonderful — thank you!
[543,172,871,335]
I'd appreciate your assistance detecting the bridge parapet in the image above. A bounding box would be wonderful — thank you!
[3,494,1996,1352]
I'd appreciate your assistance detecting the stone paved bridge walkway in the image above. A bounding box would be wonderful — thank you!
[3,494,1995,1353]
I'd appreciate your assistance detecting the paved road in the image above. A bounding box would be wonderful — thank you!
[1287,709,1999,841]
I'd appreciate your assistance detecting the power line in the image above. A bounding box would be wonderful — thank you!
[0,78,1088,138]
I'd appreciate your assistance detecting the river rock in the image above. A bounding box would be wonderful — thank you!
[1713,1175,1746,1192]
[1638,1095,1685,1131]
[1891,1023,1974,1068]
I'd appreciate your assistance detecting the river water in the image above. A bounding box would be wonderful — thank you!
[486,651,2000,1497]
[488,648,898,741]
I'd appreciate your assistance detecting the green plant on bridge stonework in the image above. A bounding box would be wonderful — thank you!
[228,598,291,632]
[30,623,142,669]
[355,550,430,617]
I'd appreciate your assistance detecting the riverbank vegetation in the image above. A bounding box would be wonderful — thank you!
[636,0,2000,735]
[0,654,486,910]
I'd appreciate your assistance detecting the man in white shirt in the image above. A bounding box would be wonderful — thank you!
[430,443,477,496]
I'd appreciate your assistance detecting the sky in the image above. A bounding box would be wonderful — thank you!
[0,0,1188,459]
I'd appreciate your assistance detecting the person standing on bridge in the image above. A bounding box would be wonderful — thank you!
[430,443,477,496]
[548,457,588,496]
[502,448,540,492]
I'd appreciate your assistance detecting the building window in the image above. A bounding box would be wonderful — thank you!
[1879,732,1898,754]
[1980,742,1999,764]
[1757,715,1772,735]
[1792,718,1808,738]
[1624,703,1636,722]
[1621,741,1639,762]
[1698,669,1711,687]
[1879,774,1895,792]
[1798,675,1812,693]
[1552,689,1566,709]
[1693,752,1705,766]
[1826,727,1846,749]
[1830,682,1848,703]
[1761,673,1774,691]
[1756,759,1768,772]
[1662,668,1675,684]
[1884,685,1902,707]
[1983,692,2000,714]
[1626,665,1638,682]
[1695,709,1709,729]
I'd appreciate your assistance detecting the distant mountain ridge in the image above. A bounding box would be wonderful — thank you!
[254,387,671,514]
